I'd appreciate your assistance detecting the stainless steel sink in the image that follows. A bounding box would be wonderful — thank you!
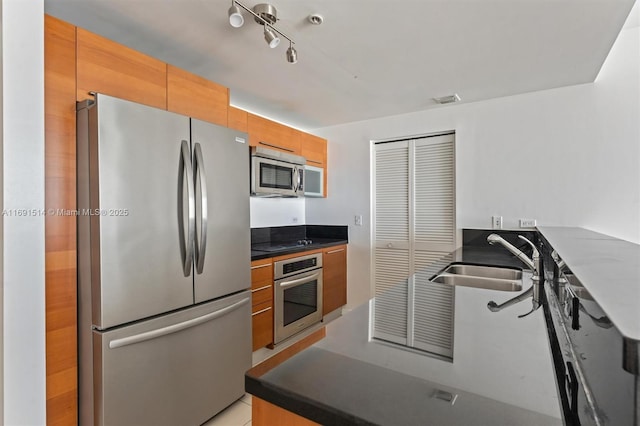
[431,274,523,292]
[442,264,522,280]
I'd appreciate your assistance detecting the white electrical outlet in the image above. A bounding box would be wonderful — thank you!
[355,215,363,226]
[492,216,503,230]
[519,219,537,228]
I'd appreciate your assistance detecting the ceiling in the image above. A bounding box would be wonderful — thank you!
[46,0,637,131]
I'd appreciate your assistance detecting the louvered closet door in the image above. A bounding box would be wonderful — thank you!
[413,135,455,357]
[373,142,410,345]
[373,134,456,357]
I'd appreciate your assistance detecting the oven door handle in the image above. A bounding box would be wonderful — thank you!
[279,271,321,289]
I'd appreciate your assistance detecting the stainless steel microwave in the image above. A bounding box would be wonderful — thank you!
[250,146,305,197]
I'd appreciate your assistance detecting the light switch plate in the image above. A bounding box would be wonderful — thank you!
[355,215,363,226]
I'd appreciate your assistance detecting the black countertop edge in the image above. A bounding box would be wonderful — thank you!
[251,239,348,261]
[245,374,374,426]
[541,287,573,423]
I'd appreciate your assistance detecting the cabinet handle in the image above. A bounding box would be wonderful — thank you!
[252,306,272,316]
[259,141,294,153]
[251,284,272,293]
[251,263,271,270]
[308,160,323,165]
[327,248,345,254]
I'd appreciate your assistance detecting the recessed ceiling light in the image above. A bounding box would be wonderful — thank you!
[433,94,461,104]
[308,14,324,25]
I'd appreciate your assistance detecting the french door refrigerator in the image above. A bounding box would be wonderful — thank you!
[77,94,251,426]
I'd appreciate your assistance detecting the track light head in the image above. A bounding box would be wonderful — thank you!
[286,45,297,64]
[264,27,280,48]
[228,3,244,28]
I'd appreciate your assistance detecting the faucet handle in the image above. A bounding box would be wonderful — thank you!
[518,235,539,258]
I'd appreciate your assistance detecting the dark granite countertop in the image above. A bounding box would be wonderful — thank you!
[246,245,562,425]
[251,238,349,261]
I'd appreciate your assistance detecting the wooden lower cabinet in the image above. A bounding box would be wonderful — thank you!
[253,397,319,426]
[322,245,347,316]
[251,258,274,350]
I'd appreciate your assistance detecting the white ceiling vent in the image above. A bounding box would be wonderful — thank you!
[433,94,461,104]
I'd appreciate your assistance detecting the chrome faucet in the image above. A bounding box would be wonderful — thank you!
[486,234,542,317]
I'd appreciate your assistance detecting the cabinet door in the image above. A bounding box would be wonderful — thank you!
[247,113,300,154]
[167,65,229,126]
[228,106,248,132]
[251,259,274,350]
[322,245,347,315]
[76,28,167,108]
[299,131,328,198]
[299,131,326,167]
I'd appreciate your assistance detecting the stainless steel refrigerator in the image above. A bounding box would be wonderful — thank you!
[77,94,251,426]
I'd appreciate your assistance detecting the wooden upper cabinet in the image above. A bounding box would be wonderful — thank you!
[76,28,167,108]
[228,106,248,133]
[167,65,229,126]
[299,131,327,167]
[247,113,301,154]
[299,130,328,197]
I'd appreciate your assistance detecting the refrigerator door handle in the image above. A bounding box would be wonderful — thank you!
[194,142,208,274]
[108,297,250,349]
[178,140,195,276]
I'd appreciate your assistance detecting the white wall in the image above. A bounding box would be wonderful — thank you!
[1,1,46,424]
[250,197,305,228]
[306,25,640,309]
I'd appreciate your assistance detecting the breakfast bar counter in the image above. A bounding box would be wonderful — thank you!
[246,242,564,425]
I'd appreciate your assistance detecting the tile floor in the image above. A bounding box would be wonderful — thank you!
[203,394,252,426]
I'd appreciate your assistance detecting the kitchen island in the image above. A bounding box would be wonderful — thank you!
[246,240,564,425]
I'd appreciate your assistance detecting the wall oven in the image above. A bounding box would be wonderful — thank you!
[274,253,323,344]
[250,146,305,197]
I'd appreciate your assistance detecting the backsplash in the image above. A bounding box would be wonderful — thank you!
[250,197,306,228]
[251,225,349,245]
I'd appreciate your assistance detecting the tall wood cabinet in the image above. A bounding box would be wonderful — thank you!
[45,15,79,426]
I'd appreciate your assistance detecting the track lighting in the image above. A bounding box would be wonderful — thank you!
[228,1,298,63]
[286,43,297,64]
[264,26,280,48]
[228,3,244,28]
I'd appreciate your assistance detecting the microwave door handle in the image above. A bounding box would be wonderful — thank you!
[292,167,298,192]
[178,140,195,277]
[193,143,207,274]
[298,167,303,193]
[279,271,321,289]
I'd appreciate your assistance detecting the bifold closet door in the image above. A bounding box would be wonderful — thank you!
[373,134,456,358]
